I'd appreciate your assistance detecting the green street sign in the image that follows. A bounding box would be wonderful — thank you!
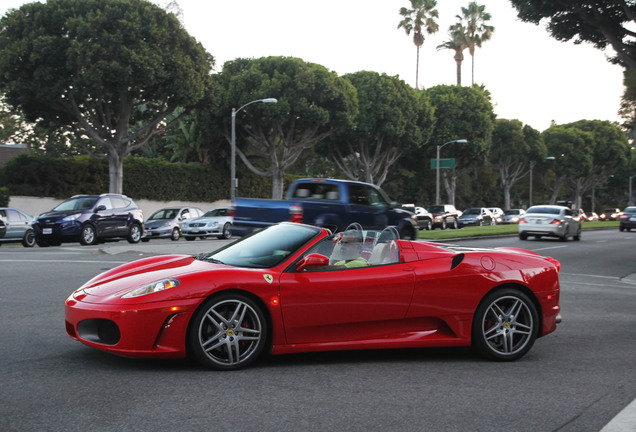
[430,158,455,169]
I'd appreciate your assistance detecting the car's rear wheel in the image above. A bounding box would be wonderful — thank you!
[22,229,36,247]
[472,288,538,361]
[79,225,97,245]
[170,227,180,241]
[188,293,267,370]
[573,226,581,241]
[127,223,142,243]
[185,236,196,241]
[217,223,232,239]
[518,232,528,240]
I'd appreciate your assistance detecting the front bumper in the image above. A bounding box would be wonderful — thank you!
[65,294,202,358]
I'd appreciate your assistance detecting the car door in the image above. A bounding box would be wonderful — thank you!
[279,262,415,344]
[3,209,28,240]
[91,197,118,236]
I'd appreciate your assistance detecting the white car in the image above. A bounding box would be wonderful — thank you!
[142,206,203,241]
[182,207,233,240]
[518,205,581,241]
[487,207,505,224]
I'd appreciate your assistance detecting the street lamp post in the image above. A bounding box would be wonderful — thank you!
[436,139,467,204]
[231,98,278,201]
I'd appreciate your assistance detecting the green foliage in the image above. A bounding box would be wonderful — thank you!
[0,0,216,193]
[0,154,272,201]
[0,186,9,206]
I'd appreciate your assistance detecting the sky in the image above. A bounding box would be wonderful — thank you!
[0,0,626,132]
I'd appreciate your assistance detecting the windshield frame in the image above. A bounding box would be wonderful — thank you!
[197,223,323,269]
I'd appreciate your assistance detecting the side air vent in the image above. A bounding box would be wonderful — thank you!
[451,253,465,269]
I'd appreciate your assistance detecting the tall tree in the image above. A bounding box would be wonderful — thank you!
[398,0,440,89]
[459,2,494,85]
[510,0,636,72]
[0,0,215,193]
[490,119,546,209]
[425,85,495,204]
[437,23,470,86]
[211,57,357,199]
[324,71,435,186]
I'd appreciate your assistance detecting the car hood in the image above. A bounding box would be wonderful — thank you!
[186,217,226,223]
[36,210,82,221]
[76,255,221,301]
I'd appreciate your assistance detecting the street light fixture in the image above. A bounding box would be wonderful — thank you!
[435,139,467,204]
[231,98,278,201]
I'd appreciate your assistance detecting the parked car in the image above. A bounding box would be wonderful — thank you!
[0,219,5,239]
[426,204,460,229]
[600,208,621,221]
[65,222,561,370]
[142,206,203,241]
[619,207,636,231]
[518,205,581,241]
[32,194,144,246]
[401,205,433,230]
[501,209,526,224]
[182,207,233,240]
[586,212,599,222]
[0,207,36,247]
[458,207,496,227]
[487,207,504,224]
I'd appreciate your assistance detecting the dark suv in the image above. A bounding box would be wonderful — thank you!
[33,194,144,246]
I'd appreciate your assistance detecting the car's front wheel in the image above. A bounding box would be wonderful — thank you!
[22,229,36,247]
[188,293,267,370]
[79,224,97,245]
[472,288,538,361]
[127,223,142,243]
[170,227,180,241]
[217,222,232,239]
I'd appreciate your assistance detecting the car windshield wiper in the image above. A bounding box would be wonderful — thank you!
[195,254,225,265]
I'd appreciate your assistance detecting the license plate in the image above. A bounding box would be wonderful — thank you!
[43,228,52,234]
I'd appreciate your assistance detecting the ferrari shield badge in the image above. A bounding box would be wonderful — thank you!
[263,274,273,284]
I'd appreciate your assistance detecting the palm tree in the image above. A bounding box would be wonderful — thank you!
[459,2,494,85]
[398,0,439,89]
[437,23,469,86]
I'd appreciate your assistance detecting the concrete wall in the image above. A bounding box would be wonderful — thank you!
[8,196,231,218]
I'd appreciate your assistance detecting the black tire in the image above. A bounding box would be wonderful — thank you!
[619,226,625,232]
[559,226,569,242]
[127,223,142,244]
[188,293,267,370]
[573,226,581,241]
[441,220,447,230]
[472,288,539,361]
[79,224,97,245]
[22,229,36,247]
[451,219,458,229]
[518,232,528,240]
[217,222,232,240]
[185,236,196,241]
[170,227,180,241]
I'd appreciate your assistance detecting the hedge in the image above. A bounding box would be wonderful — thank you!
[0,154,277,201]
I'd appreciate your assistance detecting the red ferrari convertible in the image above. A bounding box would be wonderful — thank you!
[65,222,561,370]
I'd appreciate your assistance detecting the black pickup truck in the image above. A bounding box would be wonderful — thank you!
[231,178,417,239]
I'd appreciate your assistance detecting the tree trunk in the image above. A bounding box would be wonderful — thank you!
[108,152,124,194]
[271,168,285,200]
[415,45,420,90]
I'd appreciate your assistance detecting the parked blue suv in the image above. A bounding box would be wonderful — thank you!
[33,194,144,246]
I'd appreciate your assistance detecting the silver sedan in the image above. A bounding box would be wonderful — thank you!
[518,205,581,241]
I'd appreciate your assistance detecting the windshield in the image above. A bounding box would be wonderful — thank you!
[203,209,226,217]
[527,207,560,215]
[427,205,444,213]
[504,210,520,215]
[462,208,480,215]
[149,209,179,220]
[53,196,98,212]
[198,223,321,268]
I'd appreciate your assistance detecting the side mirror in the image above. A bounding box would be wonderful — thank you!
[296,253,329,272]
[94,205,106,213]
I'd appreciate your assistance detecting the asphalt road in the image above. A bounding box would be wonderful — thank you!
[1,229,635,432]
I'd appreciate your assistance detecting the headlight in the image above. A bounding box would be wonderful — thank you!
[122,278,180,298]
[62,214,79,222]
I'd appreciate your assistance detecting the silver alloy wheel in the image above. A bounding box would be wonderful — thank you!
[478,294,535,359]
[170,227,180,241]
[219,222,231,239]
[127,224,142,243]
[191,296,266,370]
[80,225,96,245]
